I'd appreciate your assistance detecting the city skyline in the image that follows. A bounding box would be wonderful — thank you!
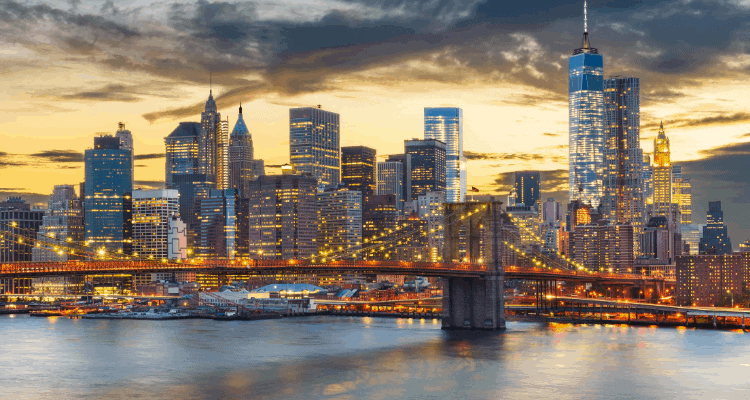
[3,1,750,243]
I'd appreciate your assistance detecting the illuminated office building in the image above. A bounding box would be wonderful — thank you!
[32,185,84,262]
[217,118,230,190]
[386,154,411,210]
[672,165,692,225]
[424,107,464,202]
[568,2,604,207]
[416,191,445,262]
[131,189,179,260]
[681,223,703,255]
[199,89,225,188]
[405,139,446,201]
[248,174,318,260]
[229,104,258,197]
[573,223,634,273]
[317,187,362,259]
[642,154,653,205]
[602,77,644,236]
[116,123,134,186]
[652,122,673,221]
[514,171,541,208]
[341,146,376,197]
[194,189,237,258]
[84,135,133,257]
[699,201,732,255]
[362,194,398,260]
[289,107,340,187]
[1,197,45,263]
[542,198,562,224]
[377,161,404,213]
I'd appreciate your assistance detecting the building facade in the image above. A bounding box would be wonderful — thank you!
[194,189,237,258]
[573,224,634,273]
[699,201,733,255]
[248,174,318,260]
[341,146,376,197]
[131,189,179,260]
[386,154,411,210]
[199,90,223,188]
[289,107,340,187]
[676,253,747,306]
[514,171,541,208]
[424,107,465,202]
[569,21,604,207]
[228,105,258,197]
[672,166,692,225]
[362,194,398,260]
[317,188,362,259]
[405,139,446,201]
[32,186,84,262]
[377,161,405,213]
[0,198,45,262]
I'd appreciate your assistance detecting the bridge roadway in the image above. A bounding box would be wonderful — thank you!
[0,260,672,285]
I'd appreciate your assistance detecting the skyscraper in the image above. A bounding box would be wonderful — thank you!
[699,201,732,255]
[568,2,604,207]
[116,122,134,186]
[642,153,653,206]
[362,194,398,260]
[652,122,673,220]
[228,104,256,197]
[405,139,446,201]
[248,174,318,260]
[424,107,464,202]
[377,161,404,212]
[514,171,541,208]
[341,146,376,197]
[194,189,237,258]
[672,165,692,224]
[1,198,45,263]
[601,77,643,232]
[217,118,230,190]
[32,185,84,262]
[199,90,224,188]
[386,154,411,210]
[131,189,179,260]
[317,187,362,259]
[289,106,340,187]
[84,134,134,257]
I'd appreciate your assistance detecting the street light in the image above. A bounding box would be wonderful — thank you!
[727,290,734,308]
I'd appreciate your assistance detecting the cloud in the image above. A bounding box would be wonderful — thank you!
[543,132,562,137]
[134,153,165,161]
[465,151,545,162]
[134,180,165,190]
[60,84,141,102]
[28,150,84,163]
[0,191,49,207]
[492,169,568,198]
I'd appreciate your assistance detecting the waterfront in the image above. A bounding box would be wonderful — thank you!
[1,315,749,399]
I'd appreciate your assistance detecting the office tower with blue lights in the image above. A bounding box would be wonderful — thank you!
[84,135,134,257]
[514,171,541,208]
[290,106,340,187]
[377,161,405,212]
[424,107,465,202]
[341,146,377,197]
[602,77,644,241]
[568,3,604,207]
[405,139,446,201]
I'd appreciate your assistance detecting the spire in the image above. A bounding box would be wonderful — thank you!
[573,0,597,55]
[659,120,664,132]
[209,71,212,96]
[584,0,588,33]
[239,102,242,114]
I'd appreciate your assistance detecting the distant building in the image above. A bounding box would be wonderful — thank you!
[377,161,404,213]
[652,122,673,222]
[642,154,653,206]
[362,194,398,260]
[681,223,704,255]
[506,205,540,245]
[424,107,465,202]
[542,198,562,224]
[194,189,237,258]
[199,90,224,189]
[289,107,340,187]
[699,201,733,255]
[131,189,179,260]
[640,216,681,264]
[168,215,188,260]
[672,166,692,224]
[416,191,445,262]
[0,197,45,262]
[248,174,318,260]
[676,253,748,306]
[229,104,261,197]
[84,134,133,257]
[405,139,446,201]
[317,187,362,259]
[341,146,376,197]
[513,171,541,208]
[386,154,412,211]
[573,224,634,273]
[32,185,84,262]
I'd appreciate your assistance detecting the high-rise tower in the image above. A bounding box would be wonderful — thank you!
[199,89,224,188]
[341,146,376,197]
[602,77,644,235]
[569,0,604,207]
[229,104,255,197]
[289,106,340,187]
[424,107,464,202]
[699,201,732,255]
[652,122,672,219]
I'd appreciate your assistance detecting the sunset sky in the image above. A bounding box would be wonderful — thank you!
[2,0,750,245]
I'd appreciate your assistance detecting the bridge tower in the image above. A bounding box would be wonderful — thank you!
[442,202,507,330]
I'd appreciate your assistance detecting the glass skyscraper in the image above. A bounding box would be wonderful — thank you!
[569,18,604,207]
[424,107,464,203]
[602,77,643,234]
[514,170,541,208]
[229,104,256,197]
[341,146,376,197]
[84,135,133,257]
[699,201,732,255]
[405,139,446,201]
[289,107,340,187]
[377,161,405,212]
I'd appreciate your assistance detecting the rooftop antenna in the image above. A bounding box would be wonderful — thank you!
[584,0,588,34]
[209,71,212,95]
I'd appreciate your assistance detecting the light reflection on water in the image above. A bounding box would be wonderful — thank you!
[1,315,749,399]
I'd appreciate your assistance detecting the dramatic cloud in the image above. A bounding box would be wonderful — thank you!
[492,169,568,195]
[28,150,84,163]
[134,180,165,190]
[134,153,165,160]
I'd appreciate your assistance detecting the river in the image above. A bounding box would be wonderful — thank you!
[1,315,749,399]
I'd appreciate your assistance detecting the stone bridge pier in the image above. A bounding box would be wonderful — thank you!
[441,202,507,331]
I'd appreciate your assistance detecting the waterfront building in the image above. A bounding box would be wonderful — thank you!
[84,134,133,257]
[699,201,732,255]
[424,107,465,202]
[568,3,604,207]
[386,154,412,211]
[229,104,259,197]
[0,197,45,262]
[514,171,541,208]
[572,224,634,273]
[199,90,223,187]
[131,189,179,260]
[416,191,445,262]
[676,253,748,306]
[167,215,188,260]
[362,194,398,260]
[652,122,673,222]
[194,189,237,258]
[405,139,446,201]
[289,106,340,187]
[248,174,318,260]
[377,161,405,213]
[341,146,376,197]
[32,185,84,262]
[602,77,644,241]
[317,187,362,259]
